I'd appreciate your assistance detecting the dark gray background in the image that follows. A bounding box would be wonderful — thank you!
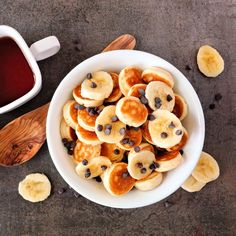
[0,0,235,235]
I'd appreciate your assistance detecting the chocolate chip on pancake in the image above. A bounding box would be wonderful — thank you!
[154,97,162,108]
[91,81,97,88]
[180,149,184,155]
[167,94,173,102]
[89,109,97,116]
[175,130,182,135]
[136,162,143,168]
[140,168,147,173]
[169,121,175,128]
[113,149,120,155]
[78,104,85,110]
[111,115,118,122]
[129,140,135,146]
[97,124,103,132]
[104,129,111,135]
[161,132,168,138]
[140,95,148,105]
[149,162,159,170]
[82,159,88,166]
[85,169,91,178]
[87,73,92,79]
[134,146,141,152]
[62,138,68,145]
[119,127,126,135]
[74,103,80,110]
[122,171,129,178]
[121,138,130,144]
[101,165,107,171]
[95,176,102,182]
[105,124,112,130]
[148,114,156,121]
[138,88,145,96]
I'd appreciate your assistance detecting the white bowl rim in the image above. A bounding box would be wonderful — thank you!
[47,50,205,208]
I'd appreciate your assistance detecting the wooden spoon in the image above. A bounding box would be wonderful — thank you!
[0,34,136,166]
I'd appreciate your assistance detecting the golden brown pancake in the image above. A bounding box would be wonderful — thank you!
[105,72,122,102]
[68,101,78,124]
[73,85,93,101]
[101,143,124,162]
[156,150,180,161]
[128,84,147,98]
[172,95,184,119]
[77,107,98,130]
[141,121,154,144]
[167,129,188,151]
[76,124,101,143]
[123,67,143,87]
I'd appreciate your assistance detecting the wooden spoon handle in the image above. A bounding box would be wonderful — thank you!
[0,34,136,166]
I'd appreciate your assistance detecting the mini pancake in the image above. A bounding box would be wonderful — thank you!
[128,84,147,98]
[142,67,174,88]
[73,140,101,163]
[129,142,155,157]
[63,100,78,129]
[60,118,77,141]
[117,127,142,150]
[105,72,123,102]
[119,66,143,96]
[102,163,135,196]
[73,84,103,107]
[167,127,188,151]
[116,96,148,127]
[141,121,155,145]
[75,124,102,145]
[172,94,188,120]
[101,143,124,162]
[155,150,183,172]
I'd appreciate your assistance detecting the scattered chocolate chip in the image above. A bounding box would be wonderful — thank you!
[64,142,71,149]
[175,130,182,135]
[148,114,156,121]
[104,129,111,135]
[95,176,102,183]
[122,171,129,178]
[134,146,141,152]
[91,81,97,88]
[58,188,66,195]
[161,132,168,138]
[185,65,192,71]
[214,93,222,101]
[78,104,85,110]
[87,73,92,79]
[167,94,173,102]
[155,97,162,104]
[122,152,128,163]
[113,149,120,155]
[169,121,175,128]
[85,169,91,178]
[96,108,103,114]
[138,88,145,96]
[82,159,88,166]
[140,168,147,173]
[133,127,140,131]
[89,109,97,116]
[180,149,184,155]
[97,124,103,132]
[70,141,76,149]
[86,107,93,112]
[209,104,215,110]
[129,140,135,146]
[126,125,131,130]
[164,200,173,208]
[111,115,118,122]
[136,162,143,168]
[155,103,162,109]
[105,124,112,130]
[121,138,129,144]
[119,127,126,135]
[74,103,80,110]
[62,138,68,145]
[149,162,159,170]
[68,149,74,155]
[101,165,107,171]
[140,96,148,104]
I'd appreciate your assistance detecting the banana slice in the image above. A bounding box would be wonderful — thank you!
[181,175,206,192]
[73,84,103,107]
[197,45,224,77]
[95,105,126,144]
[172,94,188,121]
[101,143,124,162]
[18,173,51,203]
[60,118,77,141]
[142,67,174,88]
[81,71,113,100]
[135,171,163,191]
[148,110,183,149]
[129,142,155,157]
[119,66,143,96]
[146,81,175,111]
[105,72,122,103]
[117,127,142,151]
[128,150,156,180]
[75,156,111,179]
[102,163,135,196]
[75,124,102,145]
[155,151,183,172]
[73,140,101,163]
[127,84,147,98]
[63,100,78,129]
[192,152,220,183]
[141,121,155,145]
[116,96,148,127]
[167,127,188,152]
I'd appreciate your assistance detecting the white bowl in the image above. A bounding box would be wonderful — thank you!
[47,50,205,208]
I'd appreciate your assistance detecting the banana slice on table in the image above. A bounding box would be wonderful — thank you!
[63,100,78,129]
[129,142,155,157]
[197,45,224,77]
[127,84,147,98]
[60,118,77,141]
[141,121,155,145]
[172,94,188,121]
[148,110,183,149]
[128,150,156,180]
[117,127,142,151]
[18,173,51,203]
[142,67,174,88]
[73,84,103,107]
[146,81,175,111]
[81,71,113,100]
[105,72,123,103]
[102,163,136,196]
[116,96,148,127]
[101,143,124,162]
[135,171,163,191]
[192,151,220,183]
[95,105,126,143]
[155,150,183,172]
[75,156,111,179]
[73,140,101,163]
[181,175,206,192]
[75,124,102,145]
[119,66,143,96]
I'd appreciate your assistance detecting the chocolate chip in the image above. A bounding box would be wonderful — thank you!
[86,107,93,112]
[64,142,71,149]
[148,114,156,121]
[129,140,135,146]
[58,187,66,195]
[161,132,168,138]
[111,115,118,122]
[97,124,103,132]
[138,88,145,96]
[101,165,107,171]
[140,168,147,173]
[134,146,141,152]
[104,129,111,135]
[155,97,162,104]
[149,162,159,170]
[140,96,148,104]
[74,103,80,110]
[95,176,102,182]
[119,127,126,135]
[167,94,173,102]
[96,108,103,114]
[105,124,112,130]
[169,121,175,128]
[185,65,192,71]
[209,104,215,110]
[136,162,143,168]
[113,149,120,155]
[89,109,97,116]
[62,138,68,145]
[122,171,129,178]
[155,103,162,109]
[87,73,92,79]
[133,127,140,131]
[121,138,129,144]
[85,172,91,178]
[78,104,85,110]
[91,81,97,88]
[180,149,184,155]
[70,141,76,149]
[68,149,74,155]
[175,130,182,135]
[214,93,222,101]
[82,159,88,166]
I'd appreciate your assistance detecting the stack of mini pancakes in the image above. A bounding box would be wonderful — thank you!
[61,66,188,196]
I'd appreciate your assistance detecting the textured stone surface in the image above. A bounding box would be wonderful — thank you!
[0,0,235,235]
